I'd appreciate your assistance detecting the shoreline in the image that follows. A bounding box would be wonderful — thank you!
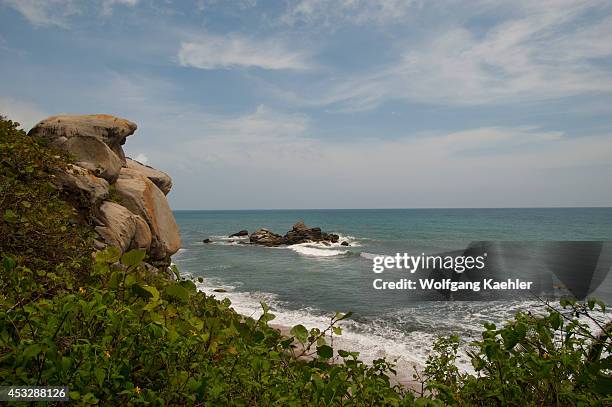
[268,321,424,393]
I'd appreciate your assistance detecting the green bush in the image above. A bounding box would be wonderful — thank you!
[0,248,415,405]
[0,116,92,298]
[422,300,612,405]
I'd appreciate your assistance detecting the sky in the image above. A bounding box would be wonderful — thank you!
[0,0,611,209]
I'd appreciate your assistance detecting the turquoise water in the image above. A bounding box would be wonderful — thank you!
[172,208,612,370]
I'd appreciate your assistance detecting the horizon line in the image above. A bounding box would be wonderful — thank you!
[171,206,612,211]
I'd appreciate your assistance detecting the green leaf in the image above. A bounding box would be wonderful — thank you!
[94,367,105,386]
[22,343,42,359]
[180,279,197,292]
[170,265,180,279]
[132,283,159,301]
[168,329,179,343]
[165,283,190,303]
[143,285,160,301]
[96,247,121,264]
[317,345,334,359]
[290,324,309,343]
[259,312,276,324]
[549,312,562,330]
[121,249,146,267]
[2,256,16,272]
[2,209,18,223]
[334,311,353,321]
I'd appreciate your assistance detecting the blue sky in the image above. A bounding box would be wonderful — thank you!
[1,0,611,209]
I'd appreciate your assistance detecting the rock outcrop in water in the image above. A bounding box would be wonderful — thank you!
[249,222,339,246]
[249,229,285,246]
[28,114,181,267]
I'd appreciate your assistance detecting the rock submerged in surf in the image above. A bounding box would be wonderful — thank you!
[229,230,249,237]
[249,222,340,247]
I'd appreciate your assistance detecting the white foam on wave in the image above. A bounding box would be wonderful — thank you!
[193,275,612,381]
[335,234,362,247]
[170,248,188,264]
[360,252,383,260]
[288,243,349,257]
[210,235,250,242]
[193,278,450,377]
[196,235,250,246]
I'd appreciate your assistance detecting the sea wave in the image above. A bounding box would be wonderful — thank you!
[210,235,250,241]
[288,244,350,257]
[191,275,612,378]
[191,277,488,375]
[194,278,426,373]
[173,248,188,257]
[334,234,362,247]
[359,252,384,260]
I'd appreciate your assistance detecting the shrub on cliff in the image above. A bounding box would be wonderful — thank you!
[0,116,93,298]
[1,247,416,405]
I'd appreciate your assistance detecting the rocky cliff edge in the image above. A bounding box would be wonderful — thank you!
[28,114,181,268]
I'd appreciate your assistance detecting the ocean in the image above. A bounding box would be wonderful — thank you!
[171,208,612,373]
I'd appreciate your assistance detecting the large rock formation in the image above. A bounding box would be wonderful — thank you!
[126,158,172,195]
[29,114,137,160]
[29,114,181,266]
[95,201,152,253]
[53,164,110,206]
[29,114,137,182]
[250,222,339,246]
[114,167,180,261]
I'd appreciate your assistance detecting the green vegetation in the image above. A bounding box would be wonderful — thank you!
[1,115,611,405]
[421,300,612,405]
[0,116,93,292]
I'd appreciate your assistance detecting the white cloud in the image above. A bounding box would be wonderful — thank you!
[159,118,612,208]
[178,34,311,70]
[2,0,79,28]
[88,72,609,207]
[43,69,609,208]
[0,97,47,130]
[281,0,418,26]
[148,105,315,169]
[101,0,140,16]
[2,0,140,26]
[321,0,612,110]
[196,0,257,12]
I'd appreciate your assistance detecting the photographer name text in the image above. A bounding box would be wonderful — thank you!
[371,253,533,291]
